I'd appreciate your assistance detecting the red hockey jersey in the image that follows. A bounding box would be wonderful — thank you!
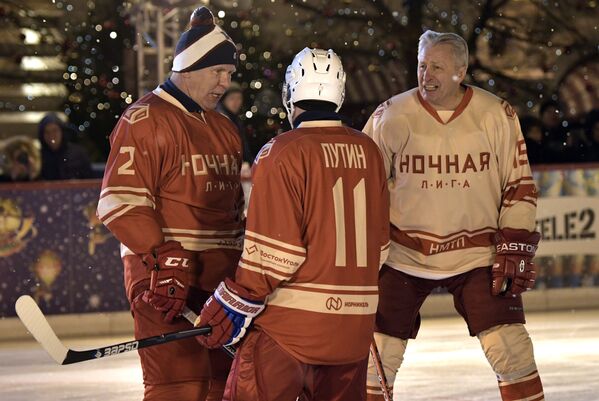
[236,119,390,365]
[97,86,244,297]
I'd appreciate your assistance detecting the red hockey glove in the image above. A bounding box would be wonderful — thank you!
[492,228,541,297]
[195,278,265,349]
[142,241,194,323]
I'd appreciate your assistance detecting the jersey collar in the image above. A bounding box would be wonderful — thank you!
[293,110,343,129]
[154,78,204,113]
[416,85,473,125]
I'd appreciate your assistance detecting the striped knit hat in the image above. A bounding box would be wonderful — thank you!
[172,7,237,73]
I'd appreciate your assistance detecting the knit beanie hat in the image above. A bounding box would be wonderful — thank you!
[172,7,237,73]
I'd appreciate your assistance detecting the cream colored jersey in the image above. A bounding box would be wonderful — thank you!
[363,86,537,279]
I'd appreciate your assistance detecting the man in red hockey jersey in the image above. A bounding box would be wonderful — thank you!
[97,7,244,401]
[195,47,391,401]
[363,30,544,401]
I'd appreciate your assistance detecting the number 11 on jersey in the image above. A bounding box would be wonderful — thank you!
[332,177,367,267]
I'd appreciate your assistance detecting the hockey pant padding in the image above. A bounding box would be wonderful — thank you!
[478,323,538,381]
[478,324,544,401]
[366,331,407,395]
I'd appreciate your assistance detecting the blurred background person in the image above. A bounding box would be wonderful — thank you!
[539,100,588,164]
[38,113,93,180]
[582,109,599,162]
[520,115,545,165]
[0,136,41,182]
[539,100,572,163]
[216,82,254,166]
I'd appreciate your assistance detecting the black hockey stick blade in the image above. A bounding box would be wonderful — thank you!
[15,295,211,365]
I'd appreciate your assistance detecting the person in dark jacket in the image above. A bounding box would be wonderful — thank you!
[581,109,599,162]
[539,100,577,163]
[216,82,254,164]
[38,113,93,180]
[520,115,545,165]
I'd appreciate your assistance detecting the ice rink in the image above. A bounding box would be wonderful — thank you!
[0,309,597,401]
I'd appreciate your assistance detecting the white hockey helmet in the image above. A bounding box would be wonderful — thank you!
[282,47,346,126]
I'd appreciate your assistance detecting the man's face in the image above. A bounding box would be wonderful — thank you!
[417,44,466,110]
[223,91,243,114]
[43,123,63,151]
[182,64,236,111]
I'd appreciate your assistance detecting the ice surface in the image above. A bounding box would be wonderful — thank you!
[0,310,597,400]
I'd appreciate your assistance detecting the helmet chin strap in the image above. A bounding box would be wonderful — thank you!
[286,106,295,127]
[282,83,295,127]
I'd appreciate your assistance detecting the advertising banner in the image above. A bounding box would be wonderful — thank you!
[0,181,128,317]
[536,197,599,256]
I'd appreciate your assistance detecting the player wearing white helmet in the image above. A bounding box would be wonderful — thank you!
[282,47,345,125]
[195,47,390,401]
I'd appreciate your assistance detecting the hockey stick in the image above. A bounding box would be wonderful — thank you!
[370,340,392,401]
[15,295,212,365]
[181,307,236,358]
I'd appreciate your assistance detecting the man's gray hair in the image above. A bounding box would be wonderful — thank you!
[418,30,469,68]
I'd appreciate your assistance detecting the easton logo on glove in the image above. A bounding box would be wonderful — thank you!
[491,228,541,297]
[496,242,537,254]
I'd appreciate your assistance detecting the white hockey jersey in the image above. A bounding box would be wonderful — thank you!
[363,86,537,279]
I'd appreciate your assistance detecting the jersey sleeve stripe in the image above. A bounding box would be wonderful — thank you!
[245,233,307,257]
[502,199,537,208]
[502,184,537,203]
[100,186,154,197]
[241,238,306,274]
[102,204,136,225]
[97,193,155,219]
[239,260,293,281]
[505,176,535,187]
[245,230,306,254]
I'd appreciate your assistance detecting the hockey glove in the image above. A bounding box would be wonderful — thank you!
[491,228,541,297]
[142,241,194,323]
[195,278,265,349]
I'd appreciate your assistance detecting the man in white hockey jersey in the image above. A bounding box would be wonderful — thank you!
[363,30,544,401]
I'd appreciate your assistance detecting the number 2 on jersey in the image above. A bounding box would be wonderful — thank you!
[117,146,135,175]
[332,177,367,267]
